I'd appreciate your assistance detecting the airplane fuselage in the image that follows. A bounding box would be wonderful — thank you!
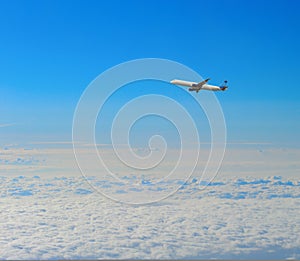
[170,79,227,92]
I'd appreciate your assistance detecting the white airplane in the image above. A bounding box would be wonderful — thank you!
[170,78,228,93]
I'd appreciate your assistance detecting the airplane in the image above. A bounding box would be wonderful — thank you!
[170,78,228,93]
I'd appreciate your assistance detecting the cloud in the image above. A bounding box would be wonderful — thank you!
[0,175,299,259]
[0,123,16,128]
[31,141,77,145]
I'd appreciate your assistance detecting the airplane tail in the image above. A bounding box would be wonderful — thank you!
[220,80,228,91]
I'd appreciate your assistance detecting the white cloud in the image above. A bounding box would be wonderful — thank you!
[0,146,299,258]
[0,123,16,128]
[0,175,299,259]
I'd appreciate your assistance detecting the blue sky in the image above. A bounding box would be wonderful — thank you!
[0,0,299,146]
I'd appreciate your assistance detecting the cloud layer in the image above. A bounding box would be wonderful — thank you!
[0,175,299,259]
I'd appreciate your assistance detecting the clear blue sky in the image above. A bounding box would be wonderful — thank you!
[0,0,299,146]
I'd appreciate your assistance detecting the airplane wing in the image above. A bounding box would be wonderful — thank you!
[170,78,210,88]
[192,78,210,87]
